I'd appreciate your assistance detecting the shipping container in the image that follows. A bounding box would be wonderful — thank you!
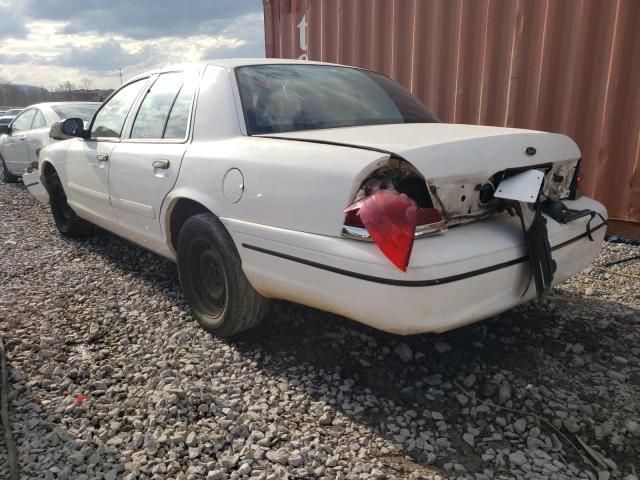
[263,0,640,223]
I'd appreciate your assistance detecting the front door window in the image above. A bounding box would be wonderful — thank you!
[90,80,146,139]
[11,110,36,133]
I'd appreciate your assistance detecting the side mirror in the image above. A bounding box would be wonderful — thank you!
[50,118,85,140]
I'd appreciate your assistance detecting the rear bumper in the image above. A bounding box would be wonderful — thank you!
[225,196,607,335]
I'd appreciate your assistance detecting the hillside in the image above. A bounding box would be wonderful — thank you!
[0,83,112,107]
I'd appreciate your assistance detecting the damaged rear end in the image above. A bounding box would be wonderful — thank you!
[245,124,607,334]
[335,125,603,299]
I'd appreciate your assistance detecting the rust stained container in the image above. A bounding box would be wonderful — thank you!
[263,0,640,223]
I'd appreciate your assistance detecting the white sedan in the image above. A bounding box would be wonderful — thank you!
[27,59,607,336]
[0,102,99,182]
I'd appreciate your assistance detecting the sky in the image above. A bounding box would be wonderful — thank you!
[0,0,265,90]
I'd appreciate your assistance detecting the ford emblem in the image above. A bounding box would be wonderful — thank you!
[525,147,537,156]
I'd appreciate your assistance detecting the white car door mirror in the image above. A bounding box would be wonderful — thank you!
[50,118,85,140]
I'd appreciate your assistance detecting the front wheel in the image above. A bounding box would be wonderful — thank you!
[47,172,94,237]
[177,213,268,337]
[0,155,18,183]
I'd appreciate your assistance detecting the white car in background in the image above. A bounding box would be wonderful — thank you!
[0,102,99,182]
[27,59,606,337]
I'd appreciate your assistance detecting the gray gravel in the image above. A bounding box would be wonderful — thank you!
[1,181,639,480]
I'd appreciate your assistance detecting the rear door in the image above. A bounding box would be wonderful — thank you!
[108,70,198,251]
[65,79,149,226]
[3,109,35,173]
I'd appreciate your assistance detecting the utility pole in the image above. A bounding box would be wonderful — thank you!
[119,68,123,85]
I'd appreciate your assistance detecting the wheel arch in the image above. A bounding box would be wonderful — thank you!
[165,196,233,256]
[40,160,57,186]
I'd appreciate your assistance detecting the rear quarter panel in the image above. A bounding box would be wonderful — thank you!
[162,136,387,254]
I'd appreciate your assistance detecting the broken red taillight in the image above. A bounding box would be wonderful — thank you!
[343,159,447,270]
[416,207,442,225]
[343,208,365,228]
[345,190,417,271]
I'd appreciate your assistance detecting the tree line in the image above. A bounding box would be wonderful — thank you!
[0,79,112,108]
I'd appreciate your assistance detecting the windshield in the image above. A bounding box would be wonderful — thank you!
[236,64,438,135]
[52,104,99,122]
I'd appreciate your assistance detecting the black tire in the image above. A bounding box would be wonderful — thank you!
[177,213,268,337]
[47,171,94,238]
[0,155,18,183]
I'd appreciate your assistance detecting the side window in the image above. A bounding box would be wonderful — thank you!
[11,110,36,133]
[130,73,183,139]
[31,110,47,129]
[164,78,196,139]
[91,79,146,139]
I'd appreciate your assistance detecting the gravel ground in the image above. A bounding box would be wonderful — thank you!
[1,181,639,480]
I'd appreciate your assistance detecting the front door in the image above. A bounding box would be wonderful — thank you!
[3,109,35,173]
[65,78,148,227]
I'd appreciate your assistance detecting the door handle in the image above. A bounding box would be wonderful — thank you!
[152,159,170,169]
[19,135,26,141]
[97,154,109,162]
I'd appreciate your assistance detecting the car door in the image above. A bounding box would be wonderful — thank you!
[108,70,198,251]
[3,109,35,173]
[26,109,48,169]
[64,79,149,227]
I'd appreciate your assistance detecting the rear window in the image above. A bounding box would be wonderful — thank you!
[236,64,439,135]
[52,104,99,122]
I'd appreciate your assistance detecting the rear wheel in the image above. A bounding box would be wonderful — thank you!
[47,171,94,237]
[0,155,18,183]
[177,213,268,337]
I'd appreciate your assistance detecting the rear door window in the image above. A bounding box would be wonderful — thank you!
[163,79,196,139]
[130,73,184,140]
[31,110,47,129]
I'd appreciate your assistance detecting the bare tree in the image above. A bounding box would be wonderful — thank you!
[79,78,94,91]
[56,81,75,93]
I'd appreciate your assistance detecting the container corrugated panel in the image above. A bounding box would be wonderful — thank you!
[263,0,640,223]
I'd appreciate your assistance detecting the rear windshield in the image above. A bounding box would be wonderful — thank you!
[52,104,99,122]
[236,64,439,135]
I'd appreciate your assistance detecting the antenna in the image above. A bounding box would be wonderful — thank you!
[119,68,123,85]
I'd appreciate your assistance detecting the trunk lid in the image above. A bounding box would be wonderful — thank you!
[265,123,581,224]
[263,123,580,177]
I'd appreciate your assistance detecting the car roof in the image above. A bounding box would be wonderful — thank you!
[26,101,101,109]
[206,58,343,69]
[125,58,350,83]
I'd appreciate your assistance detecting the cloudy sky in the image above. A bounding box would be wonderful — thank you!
[0,0,265,90]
